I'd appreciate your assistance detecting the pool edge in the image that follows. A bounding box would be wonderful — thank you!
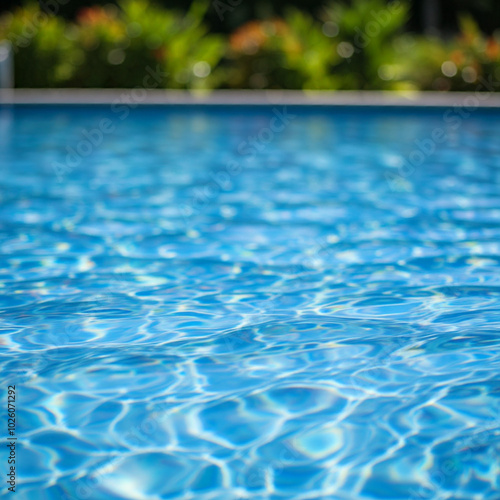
[2,89,500,108]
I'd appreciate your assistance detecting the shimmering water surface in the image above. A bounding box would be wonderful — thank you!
[1,104,500,499]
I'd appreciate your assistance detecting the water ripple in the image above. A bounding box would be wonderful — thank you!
[1,106,500,499]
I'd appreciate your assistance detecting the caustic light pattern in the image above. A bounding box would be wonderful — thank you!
[0,105,500,499]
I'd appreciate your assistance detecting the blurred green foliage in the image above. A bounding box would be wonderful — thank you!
[395,15,500,91]
[0,4,76,87]
[224,13,339,89]
[69,0,225,89]
[0,0,225,89]
[320,0,412,90]
[0,0,499,90]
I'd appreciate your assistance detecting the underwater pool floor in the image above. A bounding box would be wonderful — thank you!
[1,105,500,499]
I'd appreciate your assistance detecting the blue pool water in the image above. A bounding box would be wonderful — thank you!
[1,104,500,499]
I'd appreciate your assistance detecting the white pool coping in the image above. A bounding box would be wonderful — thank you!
[1,89,500,107]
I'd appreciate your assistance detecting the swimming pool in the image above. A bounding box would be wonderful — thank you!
[1,103,500,499]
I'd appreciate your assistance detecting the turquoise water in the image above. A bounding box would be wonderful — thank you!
[1,104,500,499]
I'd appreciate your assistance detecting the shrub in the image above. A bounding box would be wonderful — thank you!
[226,0,412,90]
[226,10,340,89]
[394,16,500,91]
[0,0,498,91]
[0,3,78,87]
[69,0,225,89]
[71,0,225,88]
[320,0,412,90]
[0,0,225,89]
